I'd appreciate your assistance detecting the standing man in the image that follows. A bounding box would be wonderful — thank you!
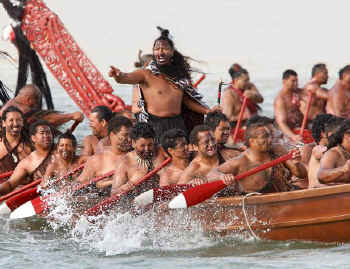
[301,63,329,121]
[326,65,350,118]
[274,69,304,142]
[0,120,54,195]
[0,106,32,179]
[109,27,211,138]
[81,105,112,157]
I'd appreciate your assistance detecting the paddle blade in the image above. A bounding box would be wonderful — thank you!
[168,181,226,209]
[10,201,37,219]
[6,187,39,211]
[293,129,314,144]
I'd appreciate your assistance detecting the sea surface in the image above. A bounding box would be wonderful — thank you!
[1,0,350,268]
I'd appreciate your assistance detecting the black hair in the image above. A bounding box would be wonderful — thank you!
[339,65,350,80]
[228,63,243,79]
[153,26,192,81]
[325,117,344,135]
[2,105,24,122]
[282,69,298,80]
[245,115,274,128]
[311,63,327,78]
[231,69,248,80]
[108,116,132,135]
[189,125,211,146]
[160,128,188,155]
[58,131,77,148]
[311,114,335,144]
[327,119,350,149]
[28,119,53,137]
[130,122,155,141]
[204,111,229,130]
[91,105,113,122]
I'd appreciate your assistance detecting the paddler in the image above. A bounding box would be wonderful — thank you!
[300,63,329,121]
[81,105,112,157]
[326,65,350,117]
[318,119,350,184]
[0,120,54,195]
[40,132,82,190]
[110,122,165,196]
[177,125,226,185]
[109,27,212,138]
[77,116,133,195]
[204,111,241,160]
[207,122,306,194]
[274,69,305,143]
[0,106,33,180]
[158,129,190,187]
[222,66,263,128]
[0,84,84,128]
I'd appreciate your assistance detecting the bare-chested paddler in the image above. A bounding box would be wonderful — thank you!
[274,69,304,143]
[326,65,350,118]
[0,84,84,128]
[81,105,112,157]
[207,123,306,194]
[111,122,165,196]
[318,119,350,184]
[0,120,54,195]
[158,129,190,186]
[204,111,241,160]
[0,106,32,180]
[222,67,263,127]
[177,125,226,185]
[77,116,133,194]
[41,132,82,190]
[109,27,211,138]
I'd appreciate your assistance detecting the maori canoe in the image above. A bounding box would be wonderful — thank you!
[178,184,350,243]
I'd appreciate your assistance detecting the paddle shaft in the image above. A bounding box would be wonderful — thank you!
[0,170,13,180]
[233,97,248,143]
[217,81,223,105]
[300,92,313,137]
[193,74,206,88]
[69,120,80,133]
[85,157,172,216]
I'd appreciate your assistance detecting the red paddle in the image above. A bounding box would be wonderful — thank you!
[85,157,171,216]
[0,170,13,181]
[193,74,206,88]
[168,151,295,209]
[232,97,248,143]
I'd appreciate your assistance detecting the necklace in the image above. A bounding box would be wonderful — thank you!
[135,152,154,172]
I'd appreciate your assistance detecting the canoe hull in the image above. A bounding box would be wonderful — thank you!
[184,184,350,243]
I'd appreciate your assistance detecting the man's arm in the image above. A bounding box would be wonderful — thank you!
[177,161,201,184]
[222,89,238,122]
[245,83,264,103]
[76,157,96,184]
[274,95,301,142]
[110,161,129,195]
[81,135,97,157]
[40,160,57,188]
[207,158,239,183]
[331,90,350,118]
[42,111,84,127]
[318,150,350,183]
[0,160,29,195]
[109,66,147,85]
[183,95,210,115]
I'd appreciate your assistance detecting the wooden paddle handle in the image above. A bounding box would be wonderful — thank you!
[85,157,172,216]
[300,92,313,137]
[193,74,206,88]
[233,97,248,143]
[69,120,80,133]
[217,81,223,105]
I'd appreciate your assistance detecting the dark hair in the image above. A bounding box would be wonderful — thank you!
[91,105,113,122]
[311,114,335,144]
[153,27,191,81]
[108,116,132,135]
[2,105,24,122]
[244,122,268,146]
[245,115,274,128]
[58,131,77,148]
[282,69,298,80]
[228,63,243,79]
[160,128,188,155]
[130,122,155,141]
[189,125,211,146]
[311,63,327,78]
[204,111,229,130]
[29,119,53,137]
[327,119,350,149]
[339,65,350,80]
[325,117,344,135]
[231,69,248,80]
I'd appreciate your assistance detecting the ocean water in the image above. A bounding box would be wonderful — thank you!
[1,0,350,268]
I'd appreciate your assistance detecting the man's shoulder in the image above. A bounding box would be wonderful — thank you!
[83,135,98,143]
